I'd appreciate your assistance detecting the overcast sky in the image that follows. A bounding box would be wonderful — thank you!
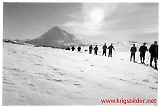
[3,3,158,43]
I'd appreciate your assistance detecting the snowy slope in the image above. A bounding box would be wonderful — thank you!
[3,42,157,105]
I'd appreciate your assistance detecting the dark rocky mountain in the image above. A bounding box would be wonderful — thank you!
[26,26,83,48]
[3,39,29,45]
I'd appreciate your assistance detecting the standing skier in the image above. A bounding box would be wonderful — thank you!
[108,43,115,57]
[102,43,107,56]
[139,43,148,64]
[71,46,75,51]
[149,41,158,69]
[77,46,81,52]
[94,45,98,55]
[89,45,93,54]
[130,44,137,62]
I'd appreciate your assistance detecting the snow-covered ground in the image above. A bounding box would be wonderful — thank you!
[3,43,157,105]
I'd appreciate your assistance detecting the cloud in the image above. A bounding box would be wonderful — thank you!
[62,3,119,38]
[62,3,158,43]
[82,3,118,18]
[62,20,106,37]
[62,21,80,27]
[67,14,83,20]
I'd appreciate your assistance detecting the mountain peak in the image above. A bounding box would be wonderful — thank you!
[27,26,83,47]
[51,26,60,30]
[53,26,59,28]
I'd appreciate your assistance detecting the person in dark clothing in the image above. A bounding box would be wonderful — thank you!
[77,46,81,52]
[139,43,148,64]
[149,41,158,69]
[108,43,115,57]
[89,45,93,54]
[71,46,75,51]
[65,47,70,50]
[102,43,107,56]
[94,45,98,55]
[130,44,137,62]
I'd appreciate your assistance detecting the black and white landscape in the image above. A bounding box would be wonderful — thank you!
[3,3,158,105]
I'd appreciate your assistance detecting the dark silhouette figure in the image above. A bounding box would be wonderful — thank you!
[94,45,98,55]
[139,43,148,64]
[77,46,81,52]
[102,43,107,56]
[71,46,75,51]
[89,45,93,54]
[108,43,115,57]
[130,44,137,62]
[65,47,70,50]
[149,41,158,69]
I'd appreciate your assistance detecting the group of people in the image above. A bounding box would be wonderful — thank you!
[89,43,115,57]
[65,41,158,70]
[65,46,81,52]
[66,43,115,57]
[130,41,158,69]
